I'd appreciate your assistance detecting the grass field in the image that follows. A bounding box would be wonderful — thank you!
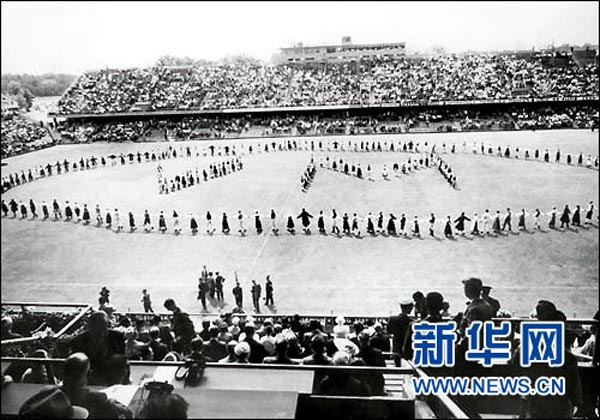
[1,129,599,318]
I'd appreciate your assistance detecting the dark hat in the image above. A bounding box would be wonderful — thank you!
[481,285,492,291]
[462,278,483,289]
[19,385,88,418]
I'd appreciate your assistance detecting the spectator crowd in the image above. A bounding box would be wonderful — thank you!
[57,55,599,114]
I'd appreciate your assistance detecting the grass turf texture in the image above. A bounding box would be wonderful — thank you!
[1,129,598,318]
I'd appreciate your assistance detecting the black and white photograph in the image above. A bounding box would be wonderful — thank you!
[1,1,598,418]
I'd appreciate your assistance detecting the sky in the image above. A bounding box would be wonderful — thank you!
[1,1,598,75]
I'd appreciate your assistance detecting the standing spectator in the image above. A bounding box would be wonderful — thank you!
[412,291,427,319]
[68,311,127,386]
[458,278,493,338]
[369,323,391,353]
[100,287,110,304]
[388,300,413,363]
[232,278,243,308]
[163,299,195,354]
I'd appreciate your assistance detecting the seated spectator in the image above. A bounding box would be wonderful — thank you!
[233,342,251,364]
[218,340,238,363]
[259,325,276,356]
[333,316,350,339]
[60,352,132,419]
[148,327,169,361]
[203,326,227,362]
[1,315,23,340]
[240,323,266,363]
[68,311,126,385]
[19,385,89,419]
[355,332,386,396]
[140,393,189,419]
[263,337,298,365]
[369,323,391,352]
[348,321,364,348]
[302,335,333,365]
[315,351,372,397]
[198,320,211,341]
[124,327,153,360]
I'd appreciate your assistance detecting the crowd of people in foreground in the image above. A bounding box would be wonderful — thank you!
[2,196,596,240]
[57,55,598,114]
[2,274,598,418]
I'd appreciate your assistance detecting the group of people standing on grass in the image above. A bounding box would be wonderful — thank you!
[158,157,243,194]
[2,198,596,239]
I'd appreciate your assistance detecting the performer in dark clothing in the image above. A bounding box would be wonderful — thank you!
[287,215,295,234]
[317,211,326,234]
[65,202,73,220]
[560,205,571,229]
[20,201,28,219]
[222,212,230,234]
[387,214,397,235]
[366,212,375,235]
[197,279,208,311]
[42,201,49,219]
[444,216,454,238]
[502,208,512,232]
[517,209,527,231]
[454,212,471,235]
[190,214,198,234]
[297,208,313,233]
[254,211,263,234]
[429,213,436,237]
[129,212,136,232]
[571,205,581,227]
[29,199,37,218]
[158,211,167,233]
[342,213,351,234]
[143,210,152,232]
[82,205,90,224]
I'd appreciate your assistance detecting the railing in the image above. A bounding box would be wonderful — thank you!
[1,303,93,347]
[50,95,599,119]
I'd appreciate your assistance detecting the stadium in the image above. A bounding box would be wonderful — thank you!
[1,3,599,419]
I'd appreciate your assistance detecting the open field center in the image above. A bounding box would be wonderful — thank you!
[1,129,598,318]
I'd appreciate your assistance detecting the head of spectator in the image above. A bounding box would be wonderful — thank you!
[310,334,327,356]
[399,299,414,315]
[141,393,189,419]
[481,286,492,298]
[332,350,351,366]
[234,341,251,363]
[163,298,177,312]
[462,277,483,301]
[535,300,558,321]
[190,337,204,355]
[62,353,90,390]
[87,311,109,338]
[353,322,364,336]
[19,385,89,419]
[1,315,21,340]
[425,292,445,321]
